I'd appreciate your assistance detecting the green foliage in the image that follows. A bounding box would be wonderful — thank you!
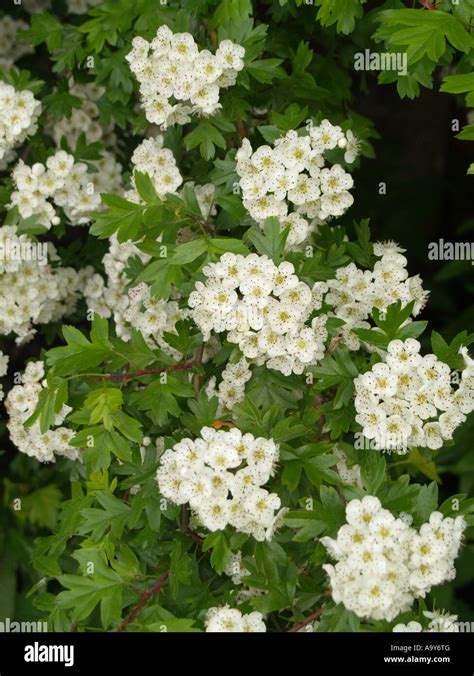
[42,91,82,120]
[313,0,367,35]
[375,9,473,65]
[56,547,126,629]
[354,300,428,350]
[246,217,289,262]
[0,0,472,638]
[373,6,474,103]
[311,345,359,409]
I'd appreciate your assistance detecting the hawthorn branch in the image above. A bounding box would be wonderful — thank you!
[193,343,205,397]
[188,212,215,236]
[181,504,204,544]
[418,0,436,9]
[117,572,170,632]
[288,608,324,633]
[94,360,199,382]
[235,118,246,140]
[20,144,31,163]
[186,527,204,545]
[314,393,325,438]
[326,336,342,355]
[181,504,190,532]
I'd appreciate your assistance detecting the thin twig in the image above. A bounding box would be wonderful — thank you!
[314,393,325,438]
[188,212,215,236]
[418,0,436,9]
[288,608,324,633]
[193,344,205,397]
[117,572,170,632]
[185,528,204,545]
[181,504,190,532]
[235,118,246,140]
[20,144,31,163]
[335,485,347,506]
[181,505,204,545]
[326,336,342,355]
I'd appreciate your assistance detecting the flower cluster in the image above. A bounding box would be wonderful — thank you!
[156,426,281,541]
[0,351,9,401]
[333,447,362,487]
[5,361,81,463]
[83,236,150,333]
[126,26,245,128]
[324,241,428,350]
[89,151,124,196]
[222,552,267,604]
[236,121,356,229]
[321,496,465,622]
[48,81,115,148]
[189,253,328,376]
[0,81,41,162]
[45,81,123,195]
[23,0,51,11]
[205,606,266,632]
[122,282,188,358]
[206,357,252,411]
[83,237,186,357]
[10,151,101,228]
[0,225,86,342]
[84,138,218,348]
[66,0,101,15]
[189,182,217,220]
[0,17,34,68]
[224,551,250,585]
[125,137,183,201]
[83,138,183,335]
[393,610,459,632]
[354,339,474,453]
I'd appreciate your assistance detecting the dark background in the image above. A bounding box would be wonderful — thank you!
[353,73,474,340]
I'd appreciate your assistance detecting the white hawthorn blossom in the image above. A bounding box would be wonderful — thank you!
[9,151,101,228]
[156,426,281,541]
[324,242,429,351]
[0,350,8,401]
[47,80,116,148]
[236,122,356,238]
[0,225,87,342]
[322,496,465,622]
[126,27,245,128]
[5,360,81,463]
[0,17,34,69]
[125,136,183,200]
[206,357,253,412]
[354,339,474,453]
[393,610,459,632]
[0,81,41,162]
[189,252,328,376]
[205,606,266,632]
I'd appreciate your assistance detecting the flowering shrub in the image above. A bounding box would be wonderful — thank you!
[0,81,40,162]
[126,27,245,126]
[0,0,473,639]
